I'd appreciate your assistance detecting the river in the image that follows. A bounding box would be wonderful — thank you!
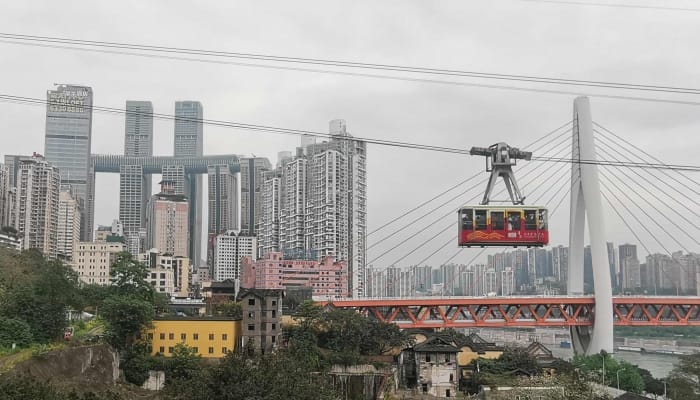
[550,347,679,378]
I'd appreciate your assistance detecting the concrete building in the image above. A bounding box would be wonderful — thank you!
[239,157,272,236]
[261,120,366,297]
[148,317,241,358]
[174,101,204,266]
[0,233,22,250]
[147,181,189,258]
[239,288,282,354]
[95,219,124,242]
[212,230,257,282]
[0,164,10,228]
[258,169,281,257]
[119,101,153,242]
[140,249,191,296]
[72,241,124,285]
[399,335,460,398]
[13,154,60,257]
[57,190,81,261]
[44,84,93,240]
[241,251,348,298]
[207,164,240,267]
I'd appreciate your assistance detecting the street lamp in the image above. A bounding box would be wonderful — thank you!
[616,369,625,391]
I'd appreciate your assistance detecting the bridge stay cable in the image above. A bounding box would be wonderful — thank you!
[598,169,694,253]
[367,129,573,253]
[594,129,700,206]
[594,138,700,222]
[595,148,700,242]
[594,122,700,190]
[600,190,691,293]
[368,120,573,237]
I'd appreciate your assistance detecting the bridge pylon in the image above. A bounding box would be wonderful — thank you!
[568,97,614,355]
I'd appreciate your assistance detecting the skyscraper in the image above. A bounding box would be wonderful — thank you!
[263,120,367,297]
[147,181,189,258]
[207,164,240,269]
[239,157,272,236]
[174,101,203,265]
[259,169,281,256]
[0,164,10,228]
[120,101,153,240]
[44,84,93,240]
[57,190,81,261]
[13,155,60,256]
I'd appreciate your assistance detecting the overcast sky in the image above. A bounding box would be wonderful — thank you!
[1,0,698,267]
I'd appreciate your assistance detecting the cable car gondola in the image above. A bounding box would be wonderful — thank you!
[458,142,550,248]
[458,205,548,247]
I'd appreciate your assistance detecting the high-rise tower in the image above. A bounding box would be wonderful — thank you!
[174,101,203,265]
[44,84,93,240]
[120,101,153,241]
[13,154,61,256]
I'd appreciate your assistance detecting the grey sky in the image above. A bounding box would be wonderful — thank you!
[1,0,698,267]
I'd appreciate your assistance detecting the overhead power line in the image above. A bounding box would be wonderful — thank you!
[3,33,700,105]
[2,94,698,172]
[522,0,700,12]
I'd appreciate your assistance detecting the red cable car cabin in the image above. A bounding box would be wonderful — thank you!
[458,206,549,247]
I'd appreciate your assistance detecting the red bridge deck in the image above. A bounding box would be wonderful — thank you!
[321,296,700,328]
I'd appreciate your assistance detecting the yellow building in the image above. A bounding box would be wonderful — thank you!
[147,317,242,358]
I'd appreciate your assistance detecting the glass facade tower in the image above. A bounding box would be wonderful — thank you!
[44,84,93,240]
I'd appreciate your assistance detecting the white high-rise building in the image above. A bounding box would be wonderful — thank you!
[13,154,60,257]
[261,119,367,297]
[259,170,281,256]
[0,163,10,228]
[212,230,257,281]
[57,190,81,261]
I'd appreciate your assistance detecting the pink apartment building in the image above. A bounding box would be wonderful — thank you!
[241,252,348,298]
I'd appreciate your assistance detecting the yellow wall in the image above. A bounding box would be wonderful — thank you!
[457,346,503,366]
[148,319,241,358]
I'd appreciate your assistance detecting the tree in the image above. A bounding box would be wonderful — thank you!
[100,294,154,350]
[213,301,242,318]
[572,353,644,393]
[0,317,33,348]
[667,353,700,399]
[109,252,154,302]
[165,343,201,383]
[638,367,665,396]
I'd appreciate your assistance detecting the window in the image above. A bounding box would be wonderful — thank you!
[168,347,174,354]
[222,334,228,341]
[538,209,548,230]
[248,298,255,306]
[209,333,214,340]
[461,209,473,230]
[271,310,276,318]
[445,354,450,362]
[271,335,276,343]
[474,210,487,230]
[272,300,277,306]
[248,324,255,331]
[525,210,537,230]
[491,211,504,230]
[449,373,454,382]
[422,384,428,393]
[147,333,153,340]
[169,333,174,340]
[508,211,521,230]
[208,347,214,354]
[248,312,255,318]
[192,347,198,353]
[222,347,228,354]
[181,333,186,340]
[159,333,165,340]
[193,333,199,340]
[159,346,164,354]
[426,354,431,362]
[271,323,276,330]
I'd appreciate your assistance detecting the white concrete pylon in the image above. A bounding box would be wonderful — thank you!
[568,96,614,355]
